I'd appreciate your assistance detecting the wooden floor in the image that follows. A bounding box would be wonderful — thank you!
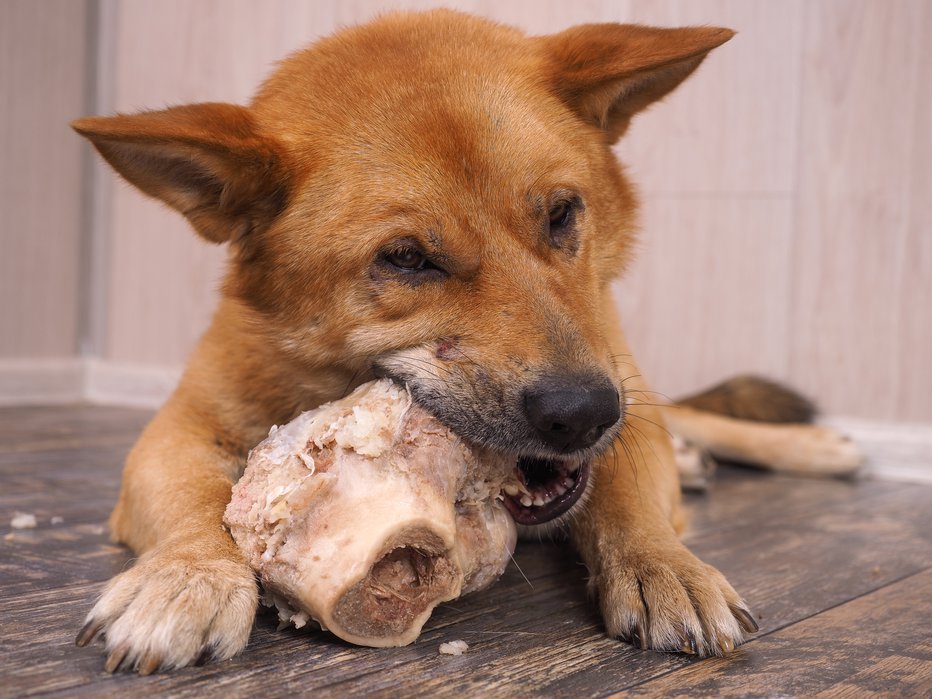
[1,405,930,698]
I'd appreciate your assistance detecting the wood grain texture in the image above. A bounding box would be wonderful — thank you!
[0,0,88,358]
[626,570,932,697]
[898,0,932,420]
[1,405,930,697]
[789,0,931,420]
[102,0,324,365]
[618,0,803,195]
[614,196,794,395]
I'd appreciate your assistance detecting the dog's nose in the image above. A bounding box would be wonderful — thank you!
[524,377,621,452]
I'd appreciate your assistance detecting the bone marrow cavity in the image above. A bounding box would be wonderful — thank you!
[334,531,458,638]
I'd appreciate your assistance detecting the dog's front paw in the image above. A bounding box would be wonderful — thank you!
[594,541,758,656]
[76,545,257,674]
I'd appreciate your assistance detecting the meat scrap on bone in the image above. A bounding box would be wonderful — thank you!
[224,379,518,647]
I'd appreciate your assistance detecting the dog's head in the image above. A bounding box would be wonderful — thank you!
[73,11,732,524]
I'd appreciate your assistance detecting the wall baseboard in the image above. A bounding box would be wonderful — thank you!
[0,357,178,409]
[0,358,85,405]
[83,359,180,408]
[823,417,932,485]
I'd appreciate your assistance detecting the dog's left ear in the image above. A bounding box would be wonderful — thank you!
[541,24,735,142]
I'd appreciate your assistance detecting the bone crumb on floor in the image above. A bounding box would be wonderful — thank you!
[0,404,930,698]
[438,640,468,655]
[10,512,37,529]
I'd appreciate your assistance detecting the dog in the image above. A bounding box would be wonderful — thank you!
[72,10,861,674]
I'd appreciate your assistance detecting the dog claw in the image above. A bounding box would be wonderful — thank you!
[104,643,131,673]
[138,653,162,676]
[731,605,759,633]
[195,646,214,667]
[638,623,649,649]
[718,637,735,654]
[629,620,649,650]
[75,619,103,647]
[681,630,698,655]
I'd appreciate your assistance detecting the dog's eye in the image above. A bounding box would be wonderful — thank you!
[545,195,581,252]
[384,246,429,272]
[549,201,572,228]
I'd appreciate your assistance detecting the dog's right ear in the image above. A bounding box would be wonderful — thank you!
[72,103,289,244]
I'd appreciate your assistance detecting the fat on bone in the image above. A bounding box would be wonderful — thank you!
[224,379,517,647]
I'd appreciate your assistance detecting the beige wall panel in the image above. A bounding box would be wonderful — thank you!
[899,1,932,420]
[618,0,802,195]
[99,0,643,366]
[0,0,88,358]
[790,0,927,420]
[614,196,793,398]
[325,0,634,33]
[92,0,931,422]
[104,0,325,364]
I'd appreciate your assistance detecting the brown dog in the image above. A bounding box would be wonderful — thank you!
[72,10,860,674]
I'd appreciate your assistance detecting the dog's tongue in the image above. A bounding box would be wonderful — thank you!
[501,458,590,525]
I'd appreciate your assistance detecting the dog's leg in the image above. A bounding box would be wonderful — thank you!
[75,389,258,674]
[570,292,758,655]
[72,309,318,674]
[663,406,863,476]
[671,433,716,491]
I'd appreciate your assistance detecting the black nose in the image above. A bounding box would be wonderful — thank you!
[524,376,621,452]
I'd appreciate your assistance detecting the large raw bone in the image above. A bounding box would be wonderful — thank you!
[224,380,517,647]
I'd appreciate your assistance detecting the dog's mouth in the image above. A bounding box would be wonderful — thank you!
[500,456,590,525]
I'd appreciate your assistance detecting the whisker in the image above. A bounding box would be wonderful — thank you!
[509,552,534,590]
[624,422,662,494]
[625,411,674,440]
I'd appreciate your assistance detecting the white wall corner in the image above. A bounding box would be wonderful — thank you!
[0,358,85,405]
[825,416,932,485]
[83,358,180,409]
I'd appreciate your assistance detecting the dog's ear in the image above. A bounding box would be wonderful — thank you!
[72,103,289,243]
[541,24,735,142]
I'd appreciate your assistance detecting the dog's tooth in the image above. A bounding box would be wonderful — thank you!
[520,495,533,507]
[503,483,520,497]
[563,477,574,488]
[532,496,545,507]
[555,485,567,496]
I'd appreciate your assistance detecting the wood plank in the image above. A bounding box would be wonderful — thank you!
[2,405,930,697]
[681,466,910,536]
[0,405,151,450]
[625,569,932,697]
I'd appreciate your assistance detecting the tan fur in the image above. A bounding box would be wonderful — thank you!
[71,11,773,673]
[663,406,863,477]
[677,375,817,425]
